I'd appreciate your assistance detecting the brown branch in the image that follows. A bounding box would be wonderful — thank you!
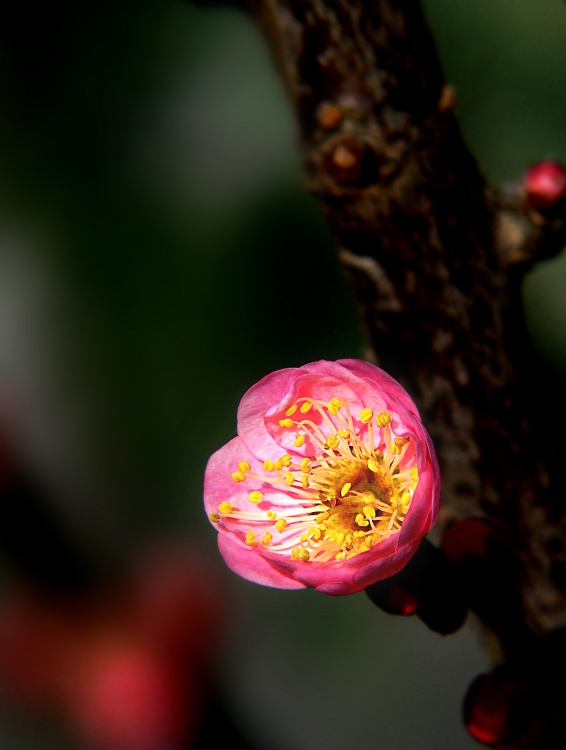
[248,0,566,636]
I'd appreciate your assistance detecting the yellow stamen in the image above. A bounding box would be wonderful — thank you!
[279,418,293,428]
[209,513,220,523]
[230,395,419,564]
[359,408,373,424]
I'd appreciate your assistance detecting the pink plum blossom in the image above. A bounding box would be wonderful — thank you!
[204,359,440,595]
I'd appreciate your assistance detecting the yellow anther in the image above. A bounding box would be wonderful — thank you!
[218,501,235,514]
[341,482,352,497]
[367,458,379,473]
[267,510,277,521]
[238,460,251,473]
[285,471,294,485]
[298,549,310,561]
[345,534,353,547]
[375,411,391,427]
[294,434,305,447]
[400,492,411,511]
[354,530,366,538]
[331,397,345,408]
[301,457,311,473]
[390,443,401,455]
[263,460,275,472]
[262,533,273,545]
[337,429,350,439]
[335,551,344,560]
[279,418,293,428]
[363,505,376,520]
[209,513,220,523]
[275,519,287,533]
[281,454,292,466]
[335,532,345,547]
[300,533,309,543]
[301,475,310,488]
[394,436,410,448]
[245,531,256,547]
[291,547,299,560]
[325,434,339,450]
[231,471,246,483]
[356,513,369,527]
[310,527,321,540]
[410,467,419,481]
[285,404,298,416]
[249,491,263,504]
[274,458,284,471]
[300,401,313,413]
[316,512,329,524]
[359,408,373,424]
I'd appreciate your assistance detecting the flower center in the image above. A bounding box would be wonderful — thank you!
[210,397,418,562]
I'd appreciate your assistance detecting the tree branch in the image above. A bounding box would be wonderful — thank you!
[248,0,566,636]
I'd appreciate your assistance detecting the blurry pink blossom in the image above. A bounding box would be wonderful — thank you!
[205,359,440,594]
[0,547,222,750]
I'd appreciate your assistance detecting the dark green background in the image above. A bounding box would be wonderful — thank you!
[0,1,564,747]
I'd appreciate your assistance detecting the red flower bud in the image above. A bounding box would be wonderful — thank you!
[524,160,566,211]
[464,667,535,746]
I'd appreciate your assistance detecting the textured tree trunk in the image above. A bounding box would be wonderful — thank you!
[248,0,566,638]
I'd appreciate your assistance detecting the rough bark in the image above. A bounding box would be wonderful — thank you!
[248,0,566,636]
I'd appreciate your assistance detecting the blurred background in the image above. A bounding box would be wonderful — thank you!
[0,0,564,747]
